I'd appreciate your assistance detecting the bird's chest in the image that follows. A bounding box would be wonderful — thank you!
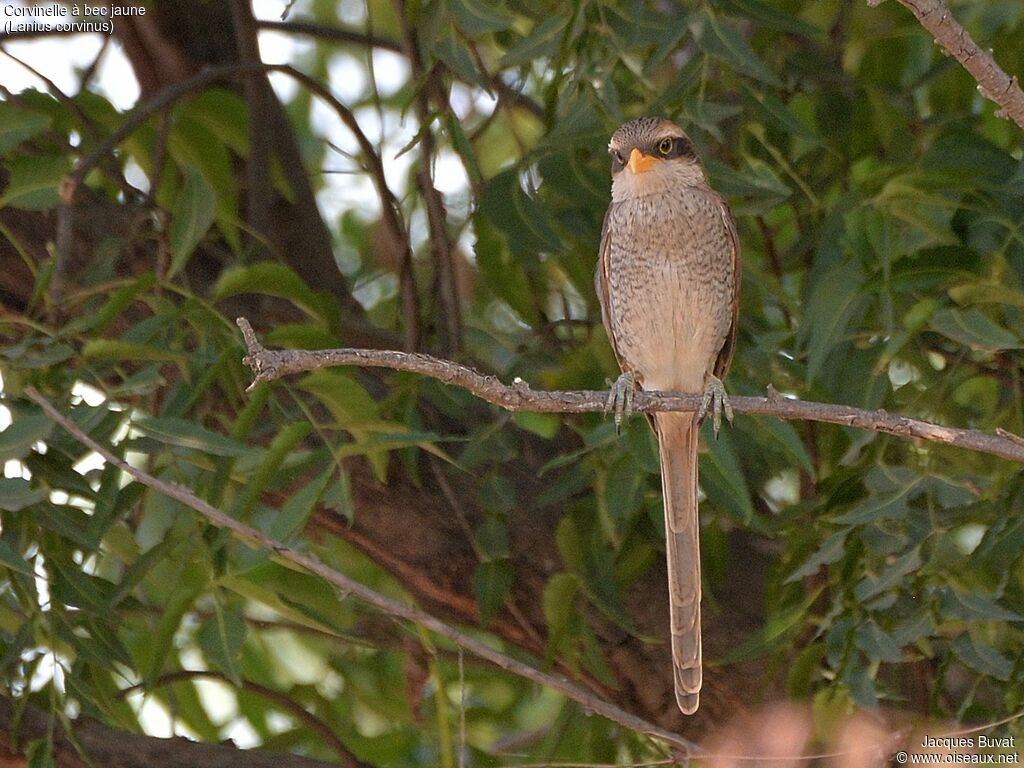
[604,191,732,392]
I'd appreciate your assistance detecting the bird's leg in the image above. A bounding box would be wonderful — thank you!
[605,370,641,433]
[698,375,734,437]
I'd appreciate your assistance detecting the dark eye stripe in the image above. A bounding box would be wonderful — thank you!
[648,136,696,159]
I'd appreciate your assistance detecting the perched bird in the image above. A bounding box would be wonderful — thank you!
[595,117,740,715]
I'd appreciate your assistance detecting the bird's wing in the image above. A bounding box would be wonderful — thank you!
[712,193,741,381]
[594,204,630,373]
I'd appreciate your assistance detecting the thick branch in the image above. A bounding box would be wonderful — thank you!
[236,317,1024,464]
[0,696,338,768]
[870,0,1024,129]
[24,387,700,757]
[118,671,365,768]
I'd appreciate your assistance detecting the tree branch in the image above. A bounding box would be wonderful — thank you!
[23,387,701,758]
[236,317,1024,464]
[0,696,339,768]
[118,671,367,768]
[870,0,1024,130]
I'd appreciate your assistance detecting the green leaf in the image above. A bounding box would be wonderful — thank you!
[948,283,1024,309]
[0,539,34,576]
[717,0,820,36]
[168,114,240,255]
[214,263,329,325]
[854,621,904,663]
[698,425,754,522]
[473,559,513,625]
[0,478,46,511]
[543,572,580,646]
[0,102,51,153]
[0,406,53,462]
[719,586,822,663]
[168,166,216,278]
[449,0,514,35]
[512,411,560,439]
[270,463,333,541]
[182,89,249,155]
[66,274,157,334]
[952,633,1012,681]
[48,556,114,611]
[321,473,354,524]
[446,113,484,187]
[229,422,312,519]
[26,737,54,768]
[786,530,849,583]
[133,416,249,457]
[0,155,71,210]
[474,516,510,559]
[939,589,1023,623]
[892,610,934,646]
[698,10,781,86]
[929,308,1021,351]
[747,417,815,476]
[108,537,178,608]
[800,258,867,384]
[197,600,246,686]
[832,477,924,525]
[603,456,641,529]
[472,210,539,325]
[855,546,922,602]
[742,85,820,143]
[435,32,490,92]
[499,16,568,68]
[82,339,189,368]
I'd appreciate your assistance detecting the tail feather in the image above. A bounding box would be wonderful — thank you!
[654,411,702,715]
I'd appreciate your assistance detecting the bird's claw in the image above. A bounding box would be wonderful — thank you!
[605,371,640,433]
[698,375,733,437]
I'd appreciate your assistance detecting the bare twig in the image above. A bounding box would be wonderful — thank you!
[236,317,1024,464]
[257,19,402,52]
[24,387,701,757]
[391,0,462,355]
[870,0,1024,129]
[257,18,546,121]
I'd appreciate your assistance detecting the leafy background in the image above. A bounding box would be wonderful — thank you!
[1,0,1023,765]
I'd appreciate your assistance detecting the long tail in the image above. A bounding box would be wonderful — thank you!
[653,411,702,715]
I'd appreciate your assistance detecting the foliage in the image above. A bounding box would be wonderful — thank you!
[1,0,1024,764]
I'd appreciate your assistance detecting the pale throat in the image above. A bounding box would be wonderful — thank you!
[611,160,708,203]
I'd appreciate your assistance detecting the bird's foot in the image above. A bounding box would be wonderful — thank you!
[698,375,734,437]
[605,370,640,433]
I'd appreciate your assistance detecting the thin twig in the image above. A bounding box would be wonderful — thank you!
[236,317,1024,464]
[870,0,1024,129]
[391,0,462,355]
[257,18,546,120]
[24,387,701,757]
[257,19,402,51]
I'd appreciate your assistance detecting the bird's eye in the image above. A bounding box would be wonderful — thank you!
[610,150,625,166]
[658,138,674,155]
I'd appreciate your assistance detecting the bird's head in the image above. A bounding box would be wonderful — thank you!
[608,117,706,200]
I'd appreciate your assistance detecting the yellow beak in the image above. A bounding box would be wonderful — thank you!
[628,148,659,174]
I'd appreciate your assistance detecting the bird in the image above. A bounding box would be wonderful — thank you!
[595,116,741,715]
